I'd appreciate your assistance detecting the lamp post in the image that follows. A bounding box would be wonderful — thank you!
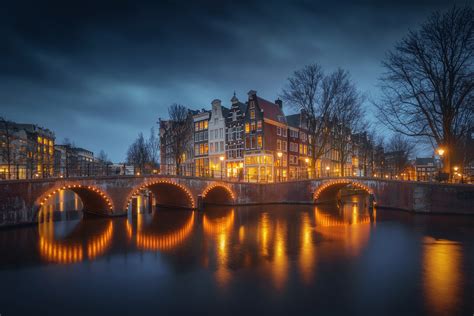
[453,166,459,183]
[437,147,446,182]
[305,157,309,179]
[325,166,330,177]
[277,152,283,182]
[219,156,225,180]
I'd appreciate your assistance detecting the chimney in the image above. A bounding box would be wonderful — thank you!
[247,90,257,98]
[275,98,283,110]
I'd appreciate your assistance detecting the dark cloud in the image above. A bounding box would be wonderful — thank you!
[0,0,465,160]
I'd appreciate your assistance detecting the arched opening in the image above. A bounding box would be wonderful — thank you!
[314,181,374,204]
[126,180,195,212]
[202,184,235,206]
[313,181,376,219]
[36,185,114,222]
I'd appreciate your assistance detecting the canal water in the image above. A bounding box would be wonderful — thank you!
[0,193,473,315]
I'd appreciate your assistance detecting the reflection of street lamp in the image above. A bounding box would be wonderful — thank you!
[277,152,283,182]
[325,166,330,177]
[219,156,225,179]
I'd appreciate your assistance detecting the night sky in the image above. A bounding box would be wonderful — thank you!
[0,0,465,161]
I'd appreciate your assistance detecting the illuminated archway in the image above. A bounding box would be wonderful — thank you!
[313,180,375,204]
[36,184,114,220]
[201,183,235,206]
[125,180,195,211]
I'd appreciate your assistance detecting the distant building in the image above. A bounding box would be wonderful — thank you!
[159,110,196,176]
[54,145,95,177]
[415,157,437,181]
[0,121,55,179]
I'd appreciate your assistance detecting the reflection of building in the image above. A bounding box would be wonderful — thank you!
[0,121,55,179]
[193,110,210,177]
[208,99,229,178]
[243,90,287,182]
[225,93,246,180]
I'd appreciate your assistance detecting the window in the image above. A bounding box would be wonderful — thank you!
[195,122,199,131]
[251,122,256,132]
[250,110,255,119]
[277,139,281,151]
[204,121,208,129]
[245,123,250,133]
[220,128,223,138]
[257,135,262,149]
[282,129,287,137]
[220,141,224,152]
[282,141,287,152]
[257,120,262,131]
[277,127,281,136]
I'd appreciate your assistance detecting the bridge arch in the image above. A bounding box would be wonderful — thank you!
[125,179,195,211]
[201,183,235,206]
[36,184,115,219]
[313,179,375,204]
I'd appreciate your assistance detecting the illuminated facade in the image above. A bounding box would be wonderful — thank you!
[243,90,287,182]
[208,99,229,178]
[193,110,210,177]
[225,93,246,180]
[0,121,55,179]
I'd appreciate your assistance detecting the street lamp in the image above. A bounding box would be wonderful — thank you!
[219,156,225,180]
[325,166,330,177]
[277,152,283,182]
[437,148,445,157]
[305,158,309,179]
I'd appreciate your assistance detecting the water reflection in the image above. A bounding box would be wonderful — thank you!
[1,194,473,315]
[299,211,316,284]
[203,207,235,287]
[423,237,463,316]
[128,210,195,251]
[38,219,113,264]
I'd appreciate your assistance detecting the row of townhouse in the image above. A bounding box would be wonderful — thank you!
[160,90,379,182]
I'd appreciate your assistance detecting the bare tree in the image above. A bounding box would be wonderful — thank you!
[97,150,110,163]
[281,64,343,175]
[386,134,415,175]
[126,133,149,174]
[375,6,474,173]
[330,69,366,176]
[147,127,160,168]
[162,104,193,175]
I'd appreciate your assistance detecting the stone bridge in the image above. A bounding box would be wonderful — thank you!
[0,175,473,227]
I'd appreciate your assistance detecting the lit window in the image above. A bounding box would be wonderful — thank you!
[250,110,255,119]
[245,123,250,133]
[257,135,262,149]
